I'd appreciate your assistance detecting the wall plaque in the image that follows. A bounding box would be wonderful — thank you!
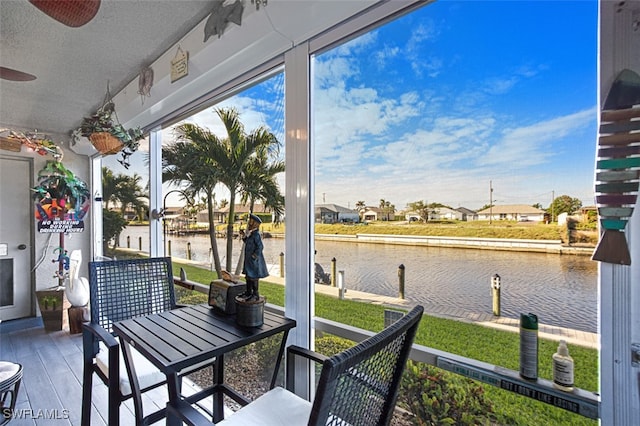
[170,46,189,83]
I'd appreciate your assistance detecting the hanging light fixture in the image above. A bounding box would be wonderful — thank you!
[251,0,267,11]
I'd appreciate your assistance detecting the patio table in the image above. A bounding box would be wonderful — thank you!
[112,303,296,424]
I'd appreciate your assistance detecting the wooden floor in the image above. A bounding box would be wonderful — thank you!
[0,317,194,425]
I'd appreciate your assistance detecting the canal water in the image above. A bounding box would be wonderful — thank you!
[120,227,598,333]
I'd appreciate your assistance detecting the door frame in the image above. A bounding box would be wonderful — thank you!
[0,154,35,319]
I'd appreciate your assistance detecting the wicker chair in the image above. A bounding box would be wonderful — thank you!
[0,361,22,425]
[168,305,424,425]
[81,257,181,426]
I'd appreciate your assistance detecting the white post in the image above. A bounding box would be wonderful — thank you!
[337,270,345,300]
[285,42,314,401]
[599,2,640,423]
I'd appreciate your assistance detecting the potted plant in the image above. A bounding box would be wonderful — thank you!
[79,99,144,168]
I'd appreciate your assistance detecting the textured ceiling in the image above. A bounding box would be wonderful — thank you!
[0,0,213,137]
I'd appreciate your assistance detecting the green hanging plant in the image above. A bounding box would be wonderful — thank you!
[77,86,145,169]
[79,100,144,147]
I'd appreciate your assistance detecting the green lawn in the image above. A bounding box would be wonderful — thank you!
[172,260,598,426]
[315,221,565,240]
[263,220,596,245]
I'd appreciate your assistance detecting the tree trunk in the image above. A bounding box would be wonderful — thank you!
[225,193,236,271]
[207,191,222,275]
[234,242,245,276]
[234,198,255,274]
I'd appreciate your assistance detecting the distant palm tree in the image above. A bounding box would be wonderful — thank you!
[101,167,147,250]
[118,173,148,221]
[101,168,147,216]
[379,199,393,221]
[102,167,128,211]
[355,200,365,221]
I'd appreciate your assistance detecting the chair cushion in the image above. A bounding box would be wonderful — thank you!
[218,386,312,426]
[0,361,21,387]
[96,342,165,396]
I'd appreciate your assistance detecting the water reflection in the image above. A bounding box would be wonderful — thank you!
[121,227,597,332]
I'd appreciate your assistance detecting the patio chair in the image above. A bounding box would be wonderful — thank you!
[81,257,182,426]
[168,304,424,426]
[0,361,22,425]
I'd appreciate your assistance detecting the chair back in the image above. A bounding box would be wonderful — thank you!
[309,305,423,426]
[88,257,176,334]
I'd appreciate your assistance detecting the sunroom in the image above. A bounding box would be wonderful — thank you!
[1,0,639,424]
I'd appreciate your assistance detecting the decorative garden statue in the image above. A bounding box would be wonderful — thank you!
[238,214,268,302]
[66,250,89,307]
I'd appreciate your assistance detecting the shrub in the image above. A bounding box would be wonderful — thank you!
[176,289,207,305]
[315,334,355,356]
[400,361,501,425]
[253,334,283,379]
[103,209,127,252]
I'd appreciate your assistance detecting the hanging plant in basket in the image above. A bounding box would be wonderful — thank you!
[78,88,144,169]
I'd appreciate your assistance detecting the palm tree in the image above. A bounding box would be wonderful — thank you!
[355,200,365,220]
[378,199,395,221]
[167,108,283,273]
[102,167,128,211]
[101,167,147,251]
[102,168,148,219]
[379,199,388,221]
[387,203,395,221]
[235,139,284,274]
[117,173,148,221]
[240,139,284,219]
[163,126,223,273]
[206,107,282,271]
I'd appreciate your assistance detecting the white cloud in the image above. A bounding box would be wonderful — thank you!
[313,60,596,208]
[374,45,400,69]
[407,22,439,48]
[483,77,518,95]
[479,108,595,167]
[405,21,443,78]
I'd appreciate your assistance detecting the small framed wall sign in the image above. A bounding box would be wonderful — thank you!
[170,46,189,83]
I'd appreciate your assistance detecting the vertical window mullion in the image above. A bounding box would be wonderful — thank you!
[149,129,163,257]
[284,41,314,400]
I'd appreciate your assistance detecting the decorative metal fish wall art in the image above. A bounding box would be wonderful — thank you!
[592,69,640,265]
[204,0,244,42]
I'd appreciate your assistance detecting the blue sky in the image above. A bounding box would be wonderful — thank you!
[107,0,598,211]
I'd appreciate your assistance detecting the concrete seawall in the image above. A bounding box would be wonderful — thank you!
[258,272,598,349]
[311,233,594,255]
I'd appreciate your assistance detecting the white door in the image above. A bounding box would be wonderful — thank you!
[0,156,33,320]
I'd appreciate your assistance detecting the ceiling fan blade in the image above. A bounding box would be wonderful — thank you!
[0,67,36,81]
[29,0,101,28]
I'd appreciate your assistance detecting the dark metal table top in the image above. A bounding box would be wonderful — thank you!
[112,303,296,375]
